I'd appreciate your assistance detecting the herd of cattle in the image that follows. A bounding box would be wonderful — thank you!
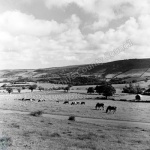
[62,101,117,113]
[15,98,117,113]
[62,100,85,105]
[15,98,45,102]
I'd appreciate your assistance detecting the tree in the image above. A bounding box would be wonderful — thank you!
[29,84,37,92]
[22,86,26,89]
[95,85,105,95]
[64,84,72,92]
[6,88,13,94]
[102,85,116,99]
[87,87,94,94]
[17,88,21,93]
[95,82,116,99]
[122,83,142,94]
[1,84,7,88]
[38,86,44,91]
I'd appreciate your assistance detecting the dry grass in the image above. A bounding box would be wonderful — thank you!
[1,113,150,150]
[1,90,150,122]
[1,85,150,149]
[30,110,43,117]
[0,136,12,149]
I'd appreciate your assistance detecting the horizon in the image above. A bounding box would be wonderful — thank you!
[0,58,149,71]
[0,0,149,69]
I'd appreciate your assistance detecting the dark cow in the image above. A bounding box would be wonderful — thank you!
[71,102,76,105]
[81,102,85,105]
[76,102,80,105]
[38,99,45,102]
[106,106,117,113]
[95,103,104,110]
[63,101,69,104]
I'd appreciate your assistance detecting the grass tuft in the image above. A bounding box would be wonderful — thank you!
[50,133,61,137]
[30,110,43,117]
[0,137,12,148]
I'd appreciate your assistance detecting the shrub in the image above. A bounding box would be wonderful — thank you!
[122,83,142,94]
[17,88,21,93]
[29,84,37,92]
[6,88,13,94]
[68,116,75,121]
[22,86,26,89]
[38,86,44,91]
[30,110,43,117]
[87,87,94,94]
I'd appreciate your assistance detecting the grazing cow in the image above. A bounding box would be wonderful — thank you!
[71,102,76,105]
[56,101,59,103]
[81,102,85,105]
[106,106,117,113]
[76,102,80,105]
[95,103,104,110]
[63,101,69,104]
[38,99,45,102]
[21,98,25,101]
[24,98,31,101]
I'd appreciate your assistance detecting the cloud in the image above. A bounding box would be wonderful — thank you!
[0,11,67,36]
[44,0,150,29]
[1,0,150,69]
[0,11,88,69]
[86,13,150,62]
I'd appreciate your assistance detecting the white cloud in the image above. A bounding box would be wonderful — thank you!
[45,0,150,29]
[0,0,150,69]
[0,11,88,69]
[0,11,67,37]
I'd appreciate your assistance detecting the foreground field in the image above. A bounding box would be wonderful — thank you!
[0,113,150,150]
[1,86,150,149]
[1,91,150,123]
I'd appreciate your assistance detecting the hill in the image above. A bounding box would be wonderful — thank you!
[1,58,150,84]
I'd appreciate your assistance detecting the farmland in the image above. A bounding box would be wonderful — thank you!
[1,83,150,149]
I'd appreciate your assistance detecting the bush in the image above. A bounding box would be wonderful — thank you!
[6,88,13,94]
[22,86,26,89]
[30,110,43,117]
[122,83,142,94]
[38,86,44,91]
[29,84,37,92]
[87,87,94,94]
[68,116,75,121]
[17,89,21,93]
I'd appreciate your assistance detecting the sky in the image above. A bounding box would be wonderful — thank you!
[0,0,150,69]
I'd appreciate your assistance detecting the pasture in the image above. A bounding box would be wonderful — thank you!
[0,84,150,149]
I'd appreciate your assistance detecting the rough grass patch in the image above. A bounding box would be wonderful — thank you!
[50,133,61,137]
[0,137,12,148]
[77,132,97,141]
[10,123,20,129]
[30,110,43,117]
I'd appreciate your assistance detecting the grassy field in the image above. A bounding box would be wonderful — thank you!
[0,90,150,122]
[1,84,150,149]
[1,112,150,150]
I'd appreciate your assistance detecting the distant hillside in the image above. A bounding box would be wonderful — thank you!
[1,58,150,83]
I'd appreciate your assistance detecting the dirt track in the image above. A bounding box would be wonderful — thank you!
[1,108,150,130]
